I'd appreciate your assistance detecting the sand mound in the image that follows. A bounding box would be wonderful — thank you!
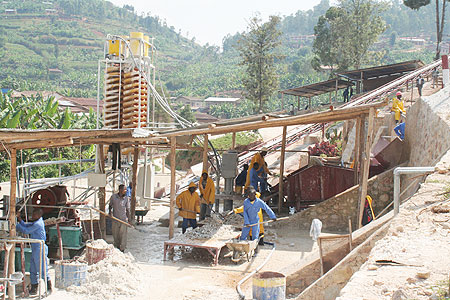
[68,243,145,299]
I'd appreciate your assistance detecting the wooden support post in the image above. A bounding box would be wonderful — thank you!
[297,96,300,111]
[353,117,362,185]
[321,123,325,141]
[202,134,208,171]
[98,144,106,237]
[278,126,287,213]
[335,79,338,103]
[360,71,364,93]
[130,147,139,223]
[8,148,16,300]
[328,92,332,104]
[308,97,312,110]
[169,137,176,239]
[231,132,236,150]
[358,108,375,229]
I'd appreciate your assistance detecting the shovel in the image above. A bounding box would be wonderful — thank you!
[243,216,289,228]
[200,196,225,220]
[89,206,146,233]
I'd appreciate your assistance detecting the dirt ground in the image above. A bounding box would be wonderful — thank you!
[35,203,320,300]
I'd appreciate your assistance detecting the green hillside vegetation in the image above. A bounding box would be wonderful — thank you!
[0,0,441,111]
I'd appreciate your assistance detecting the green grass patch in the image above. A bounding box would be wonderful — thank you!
[210,132,261,150]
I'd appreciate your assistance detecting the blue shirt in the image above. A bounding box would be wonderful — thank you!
[16,217,46,241]
[394,122,405,140]
[243,197,276,225]
[249,168,265,190]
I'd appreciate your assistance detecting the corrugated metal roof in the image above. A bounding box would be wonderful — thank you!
[204,97,240,102]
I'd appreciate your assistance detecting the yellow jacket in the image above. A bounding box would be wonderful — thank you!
[391,97,405,121]
[199,177,215,204]
[245,152,269,189]
[233,207,264,234]
[176,190,200,219]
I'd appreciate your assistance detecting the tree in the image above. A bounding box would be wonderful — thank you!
[312,0,387,72]
[177,104,196,127]
[237,15,282,113]
[403,0,448,58]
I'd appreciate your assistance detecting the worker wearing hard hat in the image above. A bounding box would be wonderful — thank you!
[391,91,406,123]
[244,147,271,192]
[176,182,200,233]
[240,186,276,241]
[199,170,215,220]
[228,191,265,245]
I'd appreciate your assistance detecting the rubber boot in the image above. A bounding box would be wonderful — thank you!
[47,280,52,294]
[29,284,38,295]
[258,236,264,246]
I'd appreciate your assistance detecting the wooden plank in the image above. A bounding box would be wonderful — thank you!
[353,117,362,184]
[358,107,375,228]
[202,134,208,172]
[278,126,287,213]
[130,147,139,223]
[98,144,106,237]
[0,129,134,141]
[161,101,386,138]
[231,132,236,150]
[8,148,16,300]
[169,137,176,239]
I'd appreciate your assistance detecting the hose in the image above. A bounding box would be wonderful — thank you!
[236,241,276,300]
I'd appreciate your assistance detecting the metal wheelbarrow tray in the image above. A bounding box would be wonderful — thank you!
[226,238,259,263]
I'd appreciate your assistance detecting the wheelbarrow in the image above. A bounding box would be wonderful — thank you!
[225,238,259,263]
[135,208,150,224]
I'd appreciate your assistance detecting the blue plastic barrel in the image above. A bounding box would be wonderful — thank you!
[55,260,87,289]
[252,271,286,300]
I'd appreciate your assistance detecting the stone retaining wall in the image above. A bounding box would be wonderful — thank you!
[276,168,394,233]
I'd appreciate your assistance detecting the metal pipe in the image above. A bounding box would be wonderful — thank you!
[393,167,435,215]
[89,208,94,240]
[236,242,276,300]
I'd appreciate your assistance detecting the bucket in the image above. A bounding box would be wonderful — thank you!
[143,35,149,57]
[85,241,114,265]
[252,271,286,300]
[54,260,87,289]
[130,32,144,56]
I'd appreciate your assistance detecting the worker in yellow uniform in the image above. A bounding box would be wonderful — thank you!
[199,170,215,220]
[176,182,200,234]
[391,91,405,123]
[244,147,271,192]
[227,192,265,245]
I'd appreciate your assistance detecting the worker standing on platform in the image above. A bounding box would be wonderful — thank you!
[176,182,200,233]
[109,184,130,252]
[391,91,405,123]
[394,122,405,140]
[240,187,276,241]
[245,147,271,192]
[199,171,215,220]
[235,164,249,195]
[17,208,52,295]
[249,162,267,193]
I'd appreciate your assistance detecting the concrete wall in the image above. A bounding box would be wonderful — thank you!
[294,217,392,300]
[276,168,394,233]
[283,212,393,297]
